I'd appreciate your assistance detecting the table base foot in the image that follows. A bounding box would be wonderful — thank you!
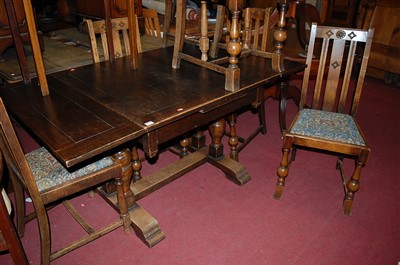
[208,156,251,185]
[129,204,165,247]
[97,146,250,247]
[198,148,251,186]
[97,190,165,247]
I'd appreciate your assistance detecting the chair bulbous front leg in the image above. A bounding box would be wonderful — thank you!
[343,150,369,216]
[274,136,293,200]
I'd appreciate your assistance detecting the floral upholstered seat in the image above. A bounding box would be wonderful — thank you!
[273,24,373,216]
[290,109,366,146]
[25,147,114,193]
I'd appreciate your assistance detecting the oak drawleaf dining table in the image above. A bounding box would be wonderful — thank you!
[0,45,305,246]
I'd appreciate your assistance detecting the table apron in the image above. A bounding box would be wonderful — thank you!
[139,87,261,157]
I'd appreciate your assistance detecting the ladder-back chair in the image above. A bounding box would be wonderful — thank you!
[273,23,374,216]
[242,7,272,52]
[85,16,142,63]
[142,8,162,37]
[226,7,274,155]
[0,98,131,264]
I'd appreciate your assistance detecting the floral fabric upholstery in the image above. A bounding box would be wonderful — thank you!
[25,147,114,192]
[290,109,366,146]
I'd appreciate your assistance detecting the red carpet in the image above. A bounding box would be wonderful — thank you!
[1,77,399,264]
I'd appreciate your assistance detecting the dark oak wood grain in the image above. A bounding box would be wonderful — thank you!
[0,45,305,246]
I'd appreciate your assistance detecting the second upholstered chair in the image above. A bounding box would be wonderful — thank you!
[273,23,374,216]
[0,98,131,264]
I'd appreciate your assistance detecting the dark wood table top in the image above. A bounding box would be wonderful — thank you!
[0,46,305,168]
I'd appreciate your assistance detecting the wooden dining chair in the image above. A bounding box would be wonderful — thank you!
[142,8,162,38]
[242,7,273,52]
[210,6,272,53]
[224,7,274,155]
[273,23,374,216]
[1,166,29,265]
[0,98,131,264]
[85,16,142,63]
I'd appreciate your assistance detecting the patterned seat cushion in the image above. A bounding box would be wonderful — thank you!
[25,147,114,192]
[290,109,366,146]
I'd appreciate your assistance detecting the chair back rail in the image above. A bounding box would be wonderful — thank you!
[301,23,374,115]
[86,16,142,63]
[242,7,273,52]
[142,9,162,37]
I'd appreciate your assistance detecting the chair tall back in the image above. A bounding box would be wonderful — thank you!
[273,23,374,215]
[0,102,42,213]
[0,98,131,264]
[242,7,273,52]
[142,9,162,37]
[0,99,52,261]
[86,16,142,63]
[300,23,374,115]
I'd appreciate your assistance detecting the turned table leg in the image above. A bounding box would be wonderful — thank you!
[226,114,239,161]
[207,118,251,185]
[112,149,136,207]
[208,118,226,160]
[225,0,243,92]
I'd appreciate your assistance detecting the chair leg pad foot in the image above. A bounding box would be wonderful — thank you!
[273,186,284,200]
[343,200,353,216]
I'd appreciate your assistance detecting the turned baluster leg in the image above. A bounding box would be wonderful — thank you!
[227,114,239,161]
[199,1,209,61]
[112,149,136,208]
[225,0,243,92]
[272,0,289,72]
[111,153,132,234]
[132,146,142,182]
[179,137,190,157]
[343,150,369,216]
[274,136,293,199]
[208,119,226,160]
